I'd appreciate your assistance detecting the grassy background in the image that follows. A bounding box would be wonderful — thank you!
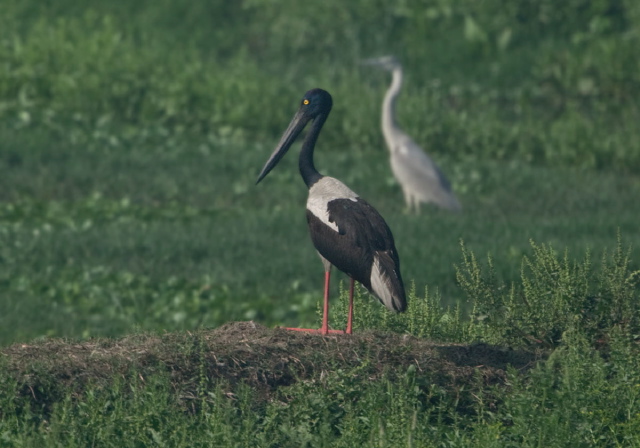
[0,0,640,445]
[1,0,639,344]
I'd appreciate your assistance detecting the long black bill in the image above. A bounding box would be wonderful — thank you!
[256,108,310,184]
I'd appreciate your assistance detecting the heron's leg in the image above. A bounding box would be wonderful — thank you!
[345,278,355,334]
[402,190,412,214]
[413,196,421,215]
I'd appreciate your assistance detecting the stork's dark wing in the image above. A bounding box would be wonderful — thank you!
[306,198,406,311]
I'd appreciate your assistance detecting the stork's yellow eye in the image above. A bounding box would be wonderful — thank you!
[303,99,310,105]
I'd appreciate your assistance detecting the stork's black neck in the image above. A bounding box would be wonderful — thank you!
[299,111,327,188]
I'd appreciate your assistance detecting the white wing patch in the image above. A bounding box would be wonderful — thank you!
[307,177,358,233]
[370,255,395,310]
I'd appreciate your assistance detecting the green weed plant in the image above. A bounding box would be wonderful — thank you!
[457,236,640,348]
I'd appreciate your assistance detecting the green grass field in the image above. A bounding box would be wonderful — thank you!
[1,0,640,445]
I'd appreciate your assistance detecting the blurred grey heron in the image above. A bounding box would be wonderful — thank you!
[256,88,406,335]
[363,55,461,213]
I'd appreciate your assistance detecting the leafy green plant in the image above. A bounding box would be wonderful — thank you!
[488,328,640,446]
[457,236,640,348]
[332,281,467,341]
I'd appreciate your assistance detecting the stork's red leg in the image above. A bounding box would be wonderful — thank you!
[346,278,354,334]
[282,270,344,335]
[320,270,330,335]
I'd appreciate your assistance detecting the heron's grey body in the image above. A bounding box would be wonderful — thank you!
[365,56,461,213]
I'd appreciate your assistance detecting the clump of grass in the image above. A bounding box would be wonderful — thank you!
[0,362,460,446]
[330,235,639,352]
[1,321,531,418]
[332,281,467,342]
[457,235,640,348]
[490,327,640,446]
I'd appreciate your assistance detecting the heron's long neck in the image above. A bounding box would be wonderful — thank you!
[299,113,327,188]
[381,68,403,149]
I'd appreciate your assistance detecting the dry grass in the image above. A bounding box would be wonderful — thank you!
[1,322,544,417]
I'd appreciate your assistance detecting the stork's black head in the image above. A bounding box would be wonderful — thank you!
[256,88,333,184]
[298,88,333,119]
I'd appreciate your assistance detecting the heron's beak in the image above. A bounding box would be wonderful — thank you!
[256,107,310,184]
[360,56,397,70]
[360,57,383,66]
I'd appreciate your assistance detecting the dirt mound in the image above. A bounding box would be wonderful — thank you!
[1,322,543,413]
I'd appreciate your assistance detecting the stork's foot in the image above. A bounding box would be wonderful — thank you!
[281,327,350,335]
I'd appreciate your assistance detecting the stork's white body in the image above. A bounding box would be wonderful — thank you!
[306,177,406,313]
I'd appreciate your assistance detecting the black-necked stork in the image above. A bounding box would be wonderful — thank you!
[257,88,407,335]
